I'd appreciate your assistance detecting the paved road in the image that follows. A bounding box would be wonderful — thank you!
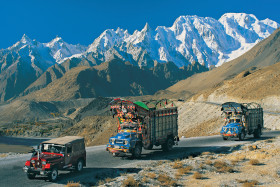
[0,131,279,187]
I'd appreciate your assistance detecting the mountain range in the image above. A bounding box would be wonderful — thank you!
[166,27,280,100]
[0,13,279,102]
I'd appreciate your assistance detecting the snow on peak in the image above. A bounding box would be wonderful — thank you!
[143,22,151,32]
[83,13,278,68]
[5,13,278,69]
[44,37,87,63]
[47,36,63,46]
[87,28,130,53]
[8,34,40,50]
[20,34,32,44]
[219,13,278,41]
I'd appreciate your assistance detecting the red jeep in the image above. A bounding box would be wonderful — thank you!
[23,136,86,181]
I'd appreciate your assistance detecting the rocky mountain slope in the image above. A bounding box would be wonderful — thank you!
[166,28,280,99]
[23,58,207,101]
[0,35,86,101]
[0,13,278,102]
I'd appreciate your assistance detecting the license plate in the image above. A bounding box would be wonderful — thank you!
[114,145,120,149]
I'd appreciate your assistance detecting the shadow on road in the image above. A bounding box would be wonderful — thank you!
[30,167,141,186]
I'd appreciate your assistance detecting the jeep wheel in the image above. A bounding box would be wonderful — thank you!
[76,159,83,172]
[48,168,58,182]
[238,131,245,141]
[132,144,142,158]
[162,137,173,152]
[27,173,36,180]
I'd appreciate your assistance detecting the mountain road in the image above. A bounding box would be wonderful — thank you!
[0,131,279,186]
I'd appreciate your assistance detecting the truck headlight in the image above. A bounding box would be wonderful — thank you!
[31,160,35,164]
[42,161,46,165]
[111,138,115,144]
[124,140,128,145]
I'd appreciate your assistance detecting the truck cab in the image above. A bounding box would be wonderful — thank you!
[221,115,245,140]
[106,122,142,157]
[220,102,263,141]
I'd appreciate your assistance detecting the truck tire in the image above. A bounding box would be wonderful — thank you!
[253,127,261,138]
[48,168,58,182]
[222,136,228,140]
[162,137,173,152]
[238,131,245,141]
[132,144,142,158]
[143,143,153,150]
[27,173,36,180]
[75,159,83,172]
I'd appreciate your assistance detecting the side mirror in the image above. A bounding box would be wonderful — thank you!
[28,148,35,153]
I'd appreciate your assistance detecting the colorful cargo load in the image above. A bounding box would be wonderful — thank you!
[106,98,179,157]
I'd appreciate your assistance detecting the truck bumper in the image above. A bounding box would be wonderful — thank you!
[107,147,130,154]
[23,166,50,176]
[222,133,238,138]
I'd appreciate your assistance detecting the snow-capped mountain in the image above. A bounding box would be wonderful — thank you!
[0,34,87,101]
[46,36,87,63]
[4,34,87,68]
[0,12,278,101]
[82,13,279,67]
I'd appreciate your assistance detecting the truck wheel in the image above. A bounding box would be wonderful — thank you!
[162,137,173,152]
[143,143,153,150]
[132,144,142,158]
[253,127,261,138]
[76,159,83,172]
[48,168,58,182]
[222,136,228,140]
[238,131,245,141]
[27,173,36,180]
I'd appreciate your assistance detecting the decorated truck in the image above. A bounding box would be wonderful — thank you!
[23,136,86,181]
[220,102,263,140]
[106,98,179,157]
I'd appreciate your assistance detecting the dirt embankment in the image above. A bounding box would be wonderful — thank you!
[178,102,223,138]
[96,136,280,187]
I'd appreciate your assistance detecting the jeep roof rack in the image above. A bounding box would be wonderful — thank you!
[42,136,84,145]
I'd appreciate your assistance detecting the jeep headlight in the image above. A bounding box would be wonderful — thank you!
[124,140,128,145]
[42,161,46,165]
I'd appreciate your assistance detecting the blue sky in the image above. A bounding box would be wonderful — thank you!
[0,0,279,49]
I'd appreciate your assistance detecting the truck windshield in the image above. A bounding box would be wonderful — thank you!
[228,119,241,123]
[121,122,137,130]
[41,144,65,154]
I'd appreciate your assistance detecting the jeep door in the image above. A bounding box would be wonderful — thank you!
[65,145,72,166]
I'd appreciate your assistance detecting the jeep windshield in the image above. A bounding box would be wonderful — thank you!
[39,143,65,154]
